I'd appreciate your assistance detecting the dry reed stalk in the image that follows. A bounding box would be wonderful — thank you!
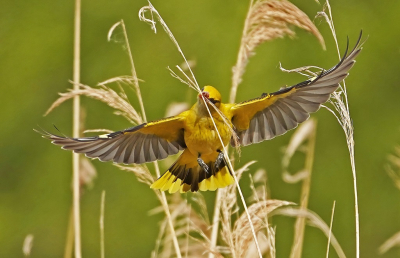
[72,0,82,256]
[272,207,346,258]
[109,19,183,258]
[46,83,143,125]
[155,192,182,258]
[229,0,325,103]
[149,194,214,258]
[208,190,223,258]
[22,234,34,257]
[219,161,256,257]
[60,149,96,258]
[326,201,336,258]
[386,146,400,190]
[185,201,190,258]
[248,169,275,258]
[139,2,200,92]
[379,146,400,254]
[280,119,317,258]
[316,2,363,257]
[64,208,74,258]
[108,20,147,122]
[379,231,400,255]
[100,191,106,258]
[245,231,275,258]
[217,150,263,257]
[218,162,288,257]
[232,200,293,257]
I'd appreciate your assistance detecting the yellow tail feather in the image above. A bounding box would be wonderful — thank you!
[151,166,234,193]
[150,149,234,193]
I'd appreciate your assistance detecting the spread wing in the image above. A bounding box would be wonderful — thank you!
[41,115,186,164]
[230,33,363,146]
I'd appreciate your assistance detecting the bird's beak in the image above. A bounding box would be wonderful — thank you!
[198,91,209,100]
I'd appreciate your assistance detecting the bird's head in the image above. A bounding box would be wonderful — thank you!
[198,85,222,108]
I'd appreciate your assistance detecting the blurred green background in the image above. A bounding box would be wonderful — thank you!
[1,0,400,257]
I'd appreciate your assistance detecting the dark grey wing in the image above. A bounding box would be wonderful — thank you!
[232,32,363,146]
[40,116,186,164]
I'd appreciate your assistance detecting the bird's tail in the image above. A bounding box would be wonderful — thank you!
[150,149,234,193]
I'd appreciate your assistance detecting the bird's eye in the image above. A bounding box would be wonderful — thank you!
[201,87,204,92]
[209,98,220,104]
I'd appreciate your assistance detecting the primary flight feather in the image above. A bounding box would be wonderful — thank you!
[42,34,363,193]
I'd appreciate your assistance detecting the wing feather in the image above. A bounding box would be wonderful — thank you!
[132,134,145,163]
[270,105,287,130]
[98,137,126,161]
[142,135,152,163]
[231,32,363,146]
[157,139,169,160]
[42,115,186,164]
[275,104,298,129]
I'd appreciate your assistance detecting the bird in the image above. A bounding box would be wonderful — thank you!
[41,34,363,193]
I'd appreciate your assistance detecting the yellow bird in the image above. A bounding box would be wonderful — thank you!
[43,35,362,193]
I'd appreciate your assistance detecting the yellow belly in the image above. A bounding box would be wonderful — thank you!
[184,116,232,156]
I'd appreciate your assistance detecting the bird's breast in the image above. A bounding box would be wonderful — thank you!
[184,116,232,156]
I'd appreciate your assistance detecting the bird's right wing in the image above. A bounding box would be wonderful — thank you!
[41,114,188,164]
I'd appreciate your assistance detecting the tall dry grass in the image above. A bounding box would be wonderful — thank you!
[379,146,400,254]
[43,0,362,257]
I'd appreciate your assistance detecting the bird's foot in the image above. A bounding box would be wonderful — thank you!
[214,151,225,171]
[197,157,210,174]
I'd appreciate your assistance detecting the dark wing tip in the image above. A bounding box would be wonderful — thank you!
[36,126,105,144]
[261,31,364,98]
[34,126,63,141]
[298,31,364,88]
[34,127,48,137]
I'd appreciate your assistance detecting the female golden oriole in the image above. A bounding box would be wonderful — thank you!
[42,35,362,193]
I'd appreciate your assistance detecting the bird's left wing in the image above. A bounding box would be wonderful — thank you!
[230,33,363,146]
[42,115,187,164]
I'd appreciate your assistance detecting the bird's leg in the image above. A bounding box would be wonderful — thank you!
[214,150,225,171]
[215,150,233,176]
[197,154,210,174]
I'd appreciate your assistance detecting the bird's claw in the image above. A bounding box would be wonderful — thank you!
[214,151,225,171]
[197,157,210,174]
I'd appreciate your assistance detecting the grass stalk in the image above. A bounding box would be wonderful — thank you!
[119,20,147,122]
[290,120,316,258]
[122,21,183,257]
[229,0,254,103]
[108,18,183,258]
[208,190,222,258]
[100,191,106,258]
[232,172,263,258]
[153,162,182,258]
[326,201,336,258]
[64,208,74,258]
[318,2,360,257]
[72,0,82,256]
[22,234,34,258]
[210,1,256,255]
[208,0,252,250]
[273,206,346,258]
[349,139,359,258]
[202,104,263,258]
[349,132,359,258]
